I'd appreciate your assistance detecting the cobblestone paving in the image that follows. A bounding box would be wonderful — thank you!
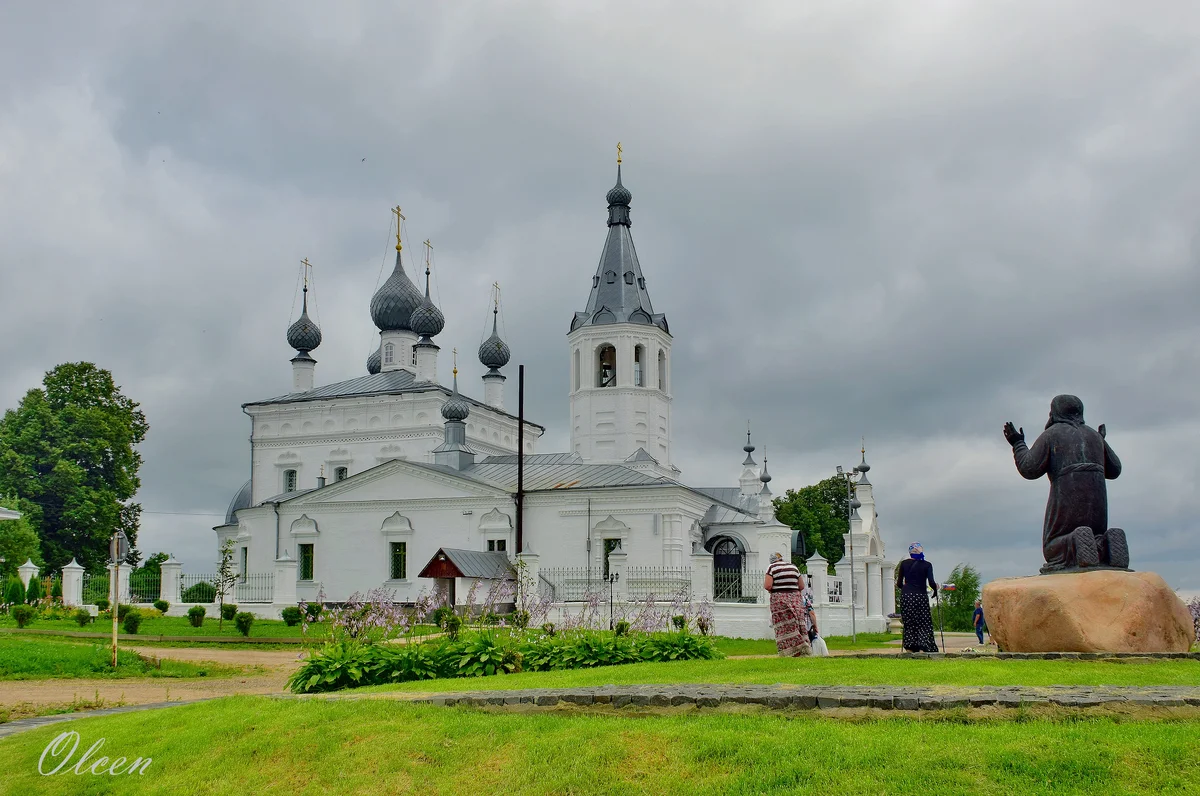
[387,683,1200,711]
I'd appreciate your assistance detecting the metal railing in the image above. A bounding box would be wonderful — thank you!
[538,567,604,602]
[81,572,110,605]
[625,566,692,601]
[128,572,161,603]
[714,568,766,603]
[235,573,274,603]
[180,573,218,603]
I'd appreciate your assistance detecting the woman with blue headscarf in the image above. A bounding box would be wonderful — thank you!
[897,542,938,652]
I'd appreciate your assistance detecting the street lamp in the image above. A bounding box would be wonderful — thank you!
[604,572,619,630]
[835,460,867,643]
[109,530,129,668]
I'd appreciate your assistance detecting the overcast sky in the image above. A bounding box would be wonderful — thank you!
[2,2,1197,590]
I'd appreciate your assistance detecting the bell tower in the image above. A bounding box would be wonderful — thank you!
[568,147,675,474]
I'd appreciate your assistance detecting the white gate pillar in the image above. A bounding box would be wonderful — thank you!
[881,562,897,616]
[690,552,713,600]
[61,559,84,606]
[867,560,883,619]
[273,552,299,609]
[160,556,182,606]
[17,559,39,590]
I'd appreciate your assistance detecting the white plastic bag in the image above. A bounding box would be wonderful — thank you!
[810,636,829,657]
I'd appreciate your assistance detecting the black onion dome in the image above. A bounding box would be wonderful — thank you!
[441,370,471,421]
[409,270,445,338]
[366,346,381,375]
[287,289,322,352]
[478,308,510,370]
[370,252,423,331]
[606,165,632,207]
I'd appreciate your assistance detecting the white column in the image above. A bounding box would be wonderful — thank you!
[273,552,299,609]
[17,558,39,590]
[415,343,439,383]
[690,552,714,600]
[607,549,628,602]
[806,552,828,604]
[482,373,505,411]
[867,560,883,618]
[291,356,316,392]
[852,562,866,612]
[380,330,418,373]
[756,523,792,571]
[882,562,897,617]
[160,556,182,607]
[116,563,133,604]
[61,559,84,606]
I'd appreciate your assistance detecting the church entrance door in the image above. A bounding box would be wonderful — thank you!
[712,538,744,601]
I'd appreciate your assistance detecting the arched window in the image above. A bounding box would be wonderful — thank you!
[633,345,645,387]
[573,349,581,391]
[383,343,394,366]
[596,345,616,387]
[284,469,297,492]
[657,350,667,392]
[334,466,348,482]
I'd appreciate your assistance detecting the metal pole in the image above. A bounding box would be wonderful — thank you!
[847,474,857,644]
[936,590,946,651]
[111,560,119,668]
[516,365,525,555]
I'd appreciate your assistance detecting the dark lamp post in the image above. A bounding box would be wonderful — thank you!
[835,461,867,643]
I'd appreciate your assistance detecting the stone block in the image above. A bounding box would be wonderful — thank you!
[983,570,1196,653]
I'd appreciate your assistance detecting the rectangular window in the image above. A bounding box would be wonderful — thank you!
[334,466,348,482]
[299,544,314,580]
[390,542,407,580]
[487,539,506,552]
[284,469,297,492]
[240,547,248,583]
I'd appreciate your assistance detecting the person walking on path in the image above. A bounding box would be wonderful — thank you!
[973,599,986,645]
[897,542,939,653]
[764,552,813,657]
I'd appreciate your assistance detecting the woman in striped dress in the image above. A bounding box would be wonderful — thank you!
[764,552,815,657]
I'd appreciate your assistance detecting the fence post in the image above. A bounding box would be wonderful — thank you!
[272,551,298,615]
[17,558,39,590]
[607,549,628,603]
[690,552,713,600]
[61,558,84,606]
[807,551,829,604]
[160,556,182,608]
[116,563,133,604]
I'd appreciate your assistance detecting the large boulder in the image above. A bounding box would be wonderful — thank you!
[982,570,1195,653]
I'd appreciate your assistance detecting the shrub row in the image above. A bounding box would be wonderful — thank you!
[289,630,721,694]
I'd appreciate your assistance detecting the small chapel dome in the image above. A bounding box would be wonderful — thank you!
[286,288,322,352]
[478,307,510,370]
[441,370,471,422]
[366,347,381,375]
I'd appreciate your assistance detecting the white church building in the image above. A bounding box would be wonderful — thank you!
[212,162,896,638]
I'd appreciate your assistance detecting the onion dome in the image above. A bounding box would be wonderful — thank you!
[409,266,445,339]
[478,306,510,370]
[742,426,756,466]
[855,445,871,484]
[605,165,632,227]
[759,455,772,485]
[287,286,322,352]
[366,346,381,375]
[370,249,423,331]
[441,367,471,421]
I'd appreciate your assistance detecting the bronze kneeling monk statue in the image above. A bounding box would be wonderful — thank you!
[1004,394,1129,573]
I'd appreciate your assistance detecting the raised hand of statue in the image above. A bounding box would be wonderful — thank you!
[1003,421,1025,447]
[1098,423,1106,439]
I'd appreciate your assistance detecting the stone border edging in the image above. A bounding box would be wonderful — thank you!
[886,651,1199,660]
[0,628,304,644]
[0,700,201,740]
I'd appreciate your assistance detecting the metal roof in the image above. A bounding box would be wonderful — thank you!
[224,479,252,525]
[624,447,658,463]
[462,461,672,492]
[243,370,545,431]
[423,548,514,580]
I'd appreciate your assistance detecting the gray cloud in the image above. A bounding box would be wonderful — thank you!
[1,1,1197,586]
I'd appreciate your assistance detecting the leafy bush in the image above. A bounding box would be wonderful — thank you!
[153,600,170,614]
[52,578,63,600]
[671,615,686,631]
[24,576,43,603]
[540,622,556,637]
[95,598,110,612]
[182,582,216,603]
[614,620,630,637]
[122,610,143,634]
[4,578,24,607]
[289,640,379,693]
[443,613,463,641]
[457,634,522,677]
[187,605,206,627]
[304,602,323,621]
[480,611,500,626]
[430,606,453,629]
[234,611,255,637]
[511,610,530,630]
[12,605,35,628]
[73,608,92,626]
[696,615,711,636]
[281,606,303,626]
[220,603,238,621]
[638,632,720,663]
[114,604,134,621]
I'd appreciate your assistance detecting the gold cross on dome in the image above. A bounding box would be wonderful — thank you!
[616,142,623,164]
[300,257,312,288]
[392,206,405,251]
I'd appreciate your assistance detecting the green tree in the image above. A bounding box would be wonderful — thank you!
[139,552,169,574]
[0,497,41,579]
[942,563,982,632]
[0,363,148,573]
[214,538,237,630]
[773,476,850,572]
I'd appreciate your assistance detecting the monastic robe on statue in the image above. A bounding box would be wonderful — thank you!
[1011,396,1121,570]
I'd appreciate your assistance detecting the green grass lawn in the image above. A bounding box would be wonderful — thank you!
[0,634,249,680]
[359,655,1200,694]
[0,614,442,640]
[1,696,1196,793]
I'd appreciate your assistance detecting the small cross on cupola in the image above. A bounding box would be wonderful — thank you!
[287,257,322,393]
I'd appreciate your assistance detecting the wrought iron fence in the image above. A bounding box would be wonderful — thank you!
[180,573,218,603]
[538,567,604,602]
[625,566,692,602]
[235,573,274,603]
[714,568,766,603]
[129,571,161,603]
[826,577,844,603]
[81,572,110,605]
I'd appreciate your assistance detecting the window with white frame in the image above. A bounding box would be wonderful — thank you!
[383,342,394,365]
[284,469,297,492]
